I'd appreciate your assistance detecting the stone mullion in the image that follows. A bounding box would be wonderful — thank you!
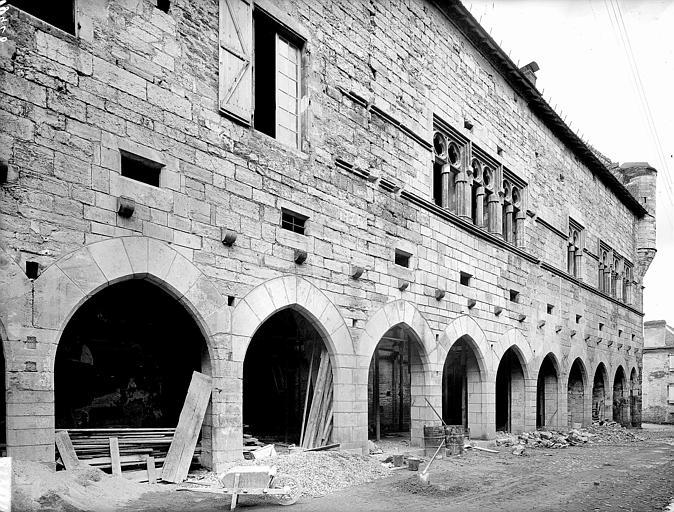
[504,203,514,243]
[487,192,501,235]
[475,186,485,227]
[455,169,471,219]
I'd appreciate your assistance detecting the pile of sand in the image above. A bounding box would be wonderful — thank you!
[13,460,149,512]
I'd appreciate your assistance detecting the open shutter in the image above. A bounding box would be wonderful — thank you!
[219,0,253,125]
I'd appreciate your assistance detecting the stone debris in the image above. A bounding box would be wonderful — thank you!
[495,421,645,451]
[189,451,391,498]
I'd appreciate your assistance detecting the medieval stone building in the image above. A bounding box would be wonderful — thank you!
[0,0,656,472]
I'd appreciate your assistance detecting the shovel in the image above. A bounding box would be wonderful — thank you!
[418,438,446,485]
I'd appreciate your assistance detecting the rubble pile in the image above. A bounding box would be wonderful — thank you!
[190,451,391,498]
[495,421,644,452]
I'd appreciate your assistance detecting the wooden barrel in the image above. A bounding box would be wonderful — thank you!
[444,425,464,456]
[423,425,445,457]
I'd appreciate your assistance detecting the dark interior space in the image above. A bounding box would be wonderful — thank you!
[253,9,276,138]
[120,152,162,187]
[55,280,204,429]
[536,354,558,428]
[592,364,608,421]
[567,358,585,427]
[243,309,328,445]
[442,338,472,427]
[613,366,627,425]
[433,162,443,206]
[368,326,415,440]
[9,1,75,34]
[496,347,525,432]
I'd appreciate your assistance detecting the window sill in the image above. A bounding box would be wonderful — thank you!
[247,126,310,161]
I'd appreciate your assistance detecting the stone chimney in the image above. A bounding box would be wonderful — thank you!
[519,61,540,86]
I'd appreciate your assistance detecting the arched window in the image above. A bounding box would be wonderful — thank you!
[432,129,464,214]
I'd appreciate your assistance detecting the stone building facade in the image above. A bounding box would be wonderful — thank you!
[0,0,656,471]
[642,321,674,423]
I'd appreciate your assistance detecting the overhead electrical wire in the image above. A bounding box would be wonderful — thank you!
[604,0,674,231]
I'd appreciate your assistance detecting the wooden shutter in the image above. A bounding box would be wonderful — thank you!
[219,0,253,125]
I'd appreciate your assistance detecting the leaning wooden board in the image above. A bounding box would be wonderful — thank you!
[161,371,212,483]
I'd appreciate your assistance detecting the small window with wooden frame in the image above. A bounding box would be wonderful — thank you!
[219,0,306,149]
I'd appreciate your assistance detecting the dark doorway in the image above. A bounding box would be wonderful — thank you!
[567,358,586,427]
[613,366,628,425]
[536,354,558,428]
[368,325,422,441]
[243,309,330,445]
[442,336,482,429]
[592,363,608,422]
[629,367,639,426]
[55,280,206,429]
[496,347,526,433]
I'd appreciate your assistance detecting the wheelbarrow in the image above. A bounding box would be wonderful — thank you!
[178,465,302,510]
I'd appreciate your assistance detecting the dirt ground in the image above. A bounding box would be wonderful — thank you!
[120,425,674,512]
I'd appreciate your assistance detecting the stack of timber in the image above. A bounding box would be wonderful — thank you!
[59,428,201,472]
[300,350,334,449]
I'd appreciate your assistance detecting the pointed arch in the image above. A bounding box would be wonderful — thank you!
[232,275,354,361]
[35,237,229,360]
[437,314,490,379]
[497,328,534,379]
[358,300,434,365]
[30,236,229,469]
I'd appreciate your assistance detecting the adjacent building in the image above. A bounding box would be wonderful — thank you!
[643,321,674,423]
[0,0,656,471]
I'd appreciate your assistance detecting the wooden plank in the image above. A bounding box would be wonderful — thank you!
[299,345,316,448]
[310,369,332,448]
[109,437,122,477]
[302,351,329,448]
[55,430,81,470]
[161,371,213,483]
[146,456,157,484]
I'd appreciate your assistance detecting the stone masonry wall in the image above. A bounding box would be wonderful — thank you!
[0,0,652,466]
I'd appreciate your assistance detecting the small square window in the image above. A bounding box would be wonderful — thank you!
[509,290,520,303]
[576,314,582,324]
[395,249,411,268]
[547,304,554,315]
[459,271,472,287]
[25,261,39,280]
[156,0,170,12]
[281,209,307,235]
[9,0,76,34]
[227,296,235,307]
[120,152,162,187]
[598,323,604,332]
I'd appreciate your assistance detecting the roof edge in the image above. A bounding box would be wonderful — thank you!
[436,0,648,217]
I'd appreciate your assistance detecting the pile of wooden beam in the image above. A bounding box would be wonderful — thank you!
[300,350,333,449]
[59,428,201,472]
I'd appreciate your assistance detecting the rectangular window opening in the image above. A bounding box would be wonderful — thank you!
[459,271,472,287]
[509,289,520,303]
[395,249,411,268]
[618,329,623,338]
[253,9,302,148]
[9,0,76,34]
[576,314,582,324]
[25,261,39,280]
[281,209,307,235]
[120,152,162,187]
[598,322,604,332]
[547,304,554,315]
[227,296,235,307]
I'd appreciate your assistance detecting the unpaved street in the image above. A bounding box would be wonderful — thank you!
[122,427,673,512]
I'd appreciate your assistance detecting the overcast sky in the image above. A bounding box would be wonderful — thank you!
[466,0,674,326]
